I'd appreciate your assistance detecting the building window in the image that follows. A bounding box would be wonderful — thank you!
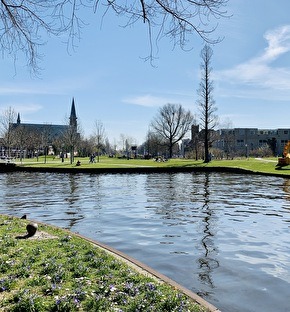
[237,139,244,146]
[259,140,267,146]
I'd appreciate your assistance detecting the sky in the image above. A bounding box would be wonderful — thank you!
[1,0,290,146]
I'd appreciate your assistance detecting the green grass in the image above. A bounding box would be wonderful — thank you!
[0,215,206,312]
[206,158,290,175]
[15,156,290,177]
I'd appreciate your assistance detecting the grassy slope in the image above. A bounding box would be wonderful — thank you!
[0,215,205,312]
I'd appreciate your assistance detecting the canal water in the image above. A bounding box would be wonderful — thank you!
[0,171,289,312]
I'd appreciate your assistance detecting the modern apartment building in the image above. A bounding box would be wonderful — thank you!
[214,128,290,156]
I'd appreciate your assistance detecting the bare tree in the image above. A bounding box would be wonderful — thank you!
[197,44,218,163]
[93,120,106,162]
[40,124,53,164]
[151,103,194,158]
[119,134,127,154]
[62,127,79,164]
[77,137,95,158]
[0,107,17,158]
[61,117,81,164]
[104,138,113,156]
[118,134,136,157]
[143,129,168,158]
[27,129,42,160]
[0,0,228,73]
[12,125,30,162]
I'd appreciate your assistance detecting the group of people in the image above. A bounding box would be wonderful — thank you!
[74,154,96,166]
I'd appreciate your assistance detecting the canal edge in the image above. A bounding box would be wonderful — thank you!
[73,231,221,312]
[5,214,221,312]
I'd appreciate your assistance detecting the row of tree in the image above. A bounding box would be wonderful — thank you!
[0,45,217,162]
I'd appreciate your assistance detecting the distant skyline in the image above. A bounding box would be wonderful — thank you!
[1,0,290,145]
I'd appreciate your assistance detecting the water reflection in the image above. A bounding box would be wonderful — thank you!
[65,174,83,228]
[198,173,219,297]
[283,179,290,202]
[146,174,188,223]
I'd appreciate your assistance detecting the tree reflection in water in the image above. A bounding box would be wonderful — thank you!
[65,173,83,229]
[197,173,219,298]
[283,179,290,201]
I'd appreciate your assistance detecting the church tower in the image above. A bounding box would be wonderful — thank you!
[17,113,21,124]
[69,98,77,128]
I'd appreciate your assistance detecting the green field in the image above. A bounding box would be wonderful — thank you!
[14,156,290,177]
[0,215,206,312]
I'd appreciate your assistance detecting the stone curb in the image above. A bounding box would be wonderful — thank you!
[7,164,290,178]
[74,232,222,312]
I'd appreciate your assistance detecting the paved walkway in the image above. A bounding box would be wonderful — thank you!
[255,157,277,162]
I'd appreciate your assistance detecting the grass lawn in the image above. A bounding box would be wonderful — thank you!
[14,156,290,177]
[0,215,206,312]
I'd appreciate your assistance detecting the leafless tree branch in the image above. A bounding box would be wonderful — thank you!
[0,0,228,74]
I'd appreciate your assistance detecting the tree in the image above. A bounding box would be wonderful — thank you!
[93,120,106,162]
[0,107,17,158]
[77,137,95,158]
[12,125,30,162]
[61,116,81,164]
[26,129,42,160]
[118,134,136,157]
[141,130,167,158]
[191,124,201,161]
[62,126,79,164]
[197,44,218,163]
[40,124,53,164]
[0,0,228,73]
[151,103,194,158]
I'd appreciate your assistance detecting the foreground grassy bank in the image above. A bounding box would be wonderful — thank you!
[12,156,290,177]
[0,215,208,312]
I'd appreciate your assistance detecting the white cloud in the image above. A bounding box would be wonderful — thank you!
[122,94,171,107]
[122,91,195,109]
[262,25,290,62]
[0,86,37,95]
[0,85,61,96]
[0,77,81,96]
[0,103,43,113]
[216,25,290,92]
[15,104,43,113]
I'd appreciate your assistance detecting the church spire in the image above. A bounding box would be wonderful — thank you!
[69,97,77,128]
[17,113,21,124]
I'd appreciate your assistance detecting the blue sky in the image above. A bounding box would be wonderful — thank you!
[1,0,290,145]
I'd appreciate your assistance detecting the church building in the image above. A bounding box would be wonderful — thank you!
[11,98,78,142]
[2,98,78,158]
